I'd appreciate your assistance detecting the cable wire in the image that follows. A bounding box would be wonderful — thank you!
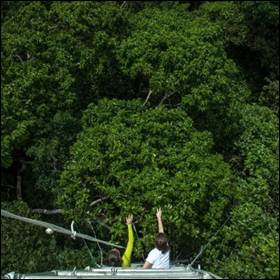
[1,209,124,249]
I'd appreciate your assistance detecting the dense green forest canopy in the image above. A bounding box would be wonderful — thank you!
[1,1,279,279]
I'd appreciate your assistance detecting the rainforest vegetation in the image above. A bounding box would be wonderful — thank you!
[1,1,279,279]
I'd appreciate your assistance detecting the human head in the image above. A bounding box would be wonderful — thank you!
[108,248,121,267]
[155,233,169,254]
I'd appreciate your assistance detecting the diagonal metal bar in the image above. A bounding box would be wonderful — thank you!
[1,209,123,249]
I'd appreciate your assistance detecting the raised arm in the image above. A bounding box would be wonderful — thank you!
[156,208,164,233]
[121,214,134,267]
[143,208,165,269]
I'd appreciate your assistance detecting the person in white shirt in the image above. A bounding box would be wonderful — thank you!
[143,208,170,269]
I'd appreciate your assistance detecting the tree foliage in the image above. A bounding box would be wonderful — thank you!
[1,1,278,279]
[206,202,278,279]
[57,99,237,259]
[199,1,279,94]
[1,1,130,206]
[1,200,93,274]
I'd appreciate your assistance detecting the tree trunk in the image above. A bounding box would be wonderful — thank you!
[16,161,26,200]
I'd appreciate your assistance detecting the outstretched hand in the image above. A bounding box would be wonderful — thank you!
[156,208,162,219]
[126,214,133,225]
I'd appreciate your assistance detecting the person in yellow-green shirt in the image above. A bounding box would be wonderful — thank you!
[108,214,134,267]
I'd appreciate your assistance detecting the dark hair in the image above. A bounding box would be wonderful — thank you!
[108,249,121,267]
[155,233,169,254]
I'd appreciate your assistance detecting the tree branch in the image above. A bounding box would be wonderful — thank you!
[32,197,109,214]
[120,1,126,8]
[1,184,16,189]
[156,92,175,108]
[142,89,152,106]
[32,208,112,231]
[90,197,109,207]
[13,54,23,62]
[32,209,64,214]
